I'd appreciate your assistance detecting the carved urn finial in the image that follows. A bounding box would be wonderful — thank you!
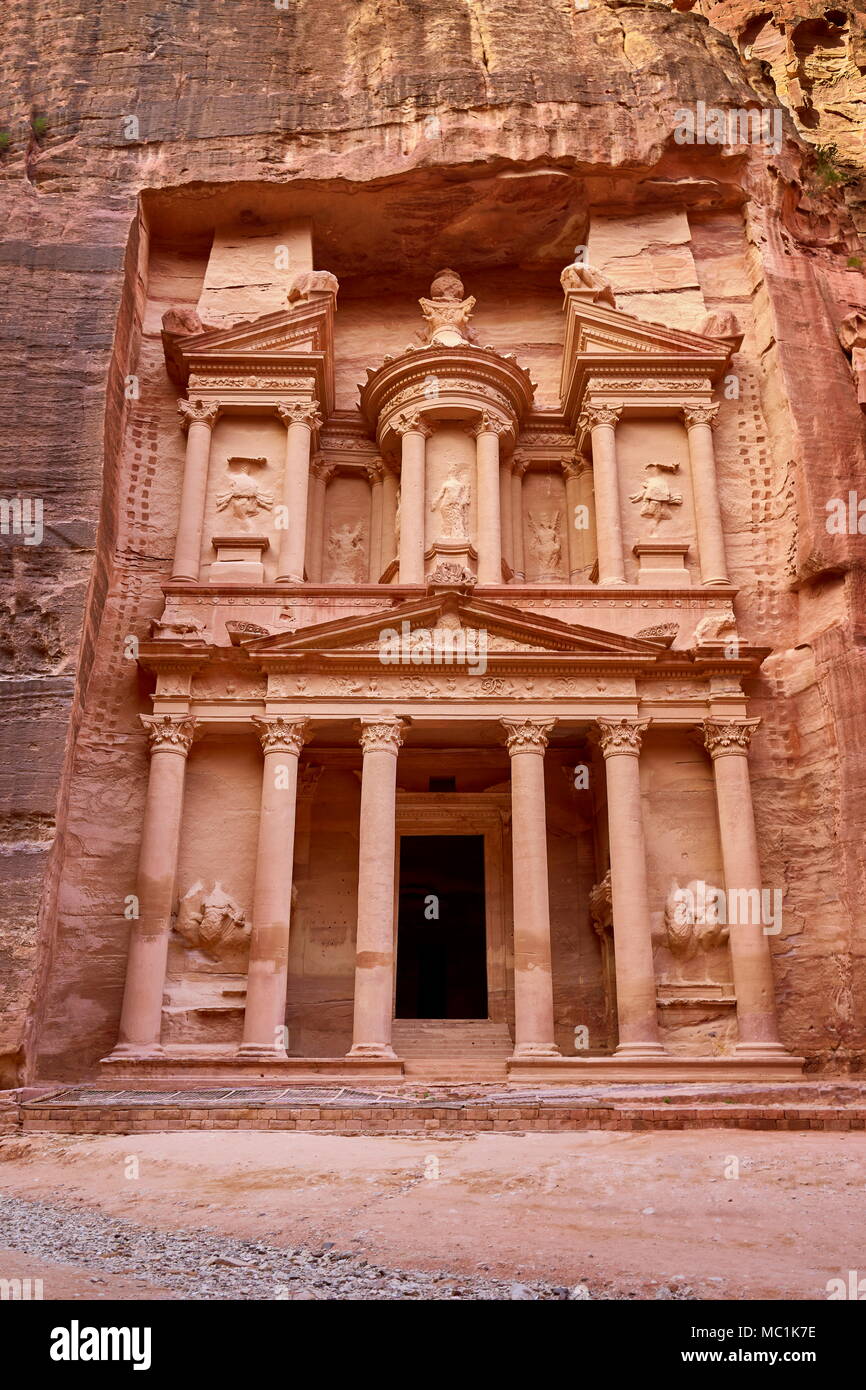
[419,268,476,346]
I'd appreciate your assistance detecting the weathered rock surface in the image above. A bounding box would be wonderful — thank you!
[1,0,865,1080]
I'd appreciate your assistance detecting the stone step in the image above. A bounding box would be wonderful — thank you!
[392,1019,513,1060]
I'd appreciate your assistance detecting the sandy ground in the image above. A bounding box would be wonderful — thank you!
[0,1129,864,1300]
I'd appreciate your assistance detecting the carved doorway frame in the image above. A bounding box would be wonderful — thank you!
[394,793,511,1025]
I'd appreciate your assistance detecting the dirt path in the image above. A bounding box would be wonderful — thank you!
[0,1130,863,1300]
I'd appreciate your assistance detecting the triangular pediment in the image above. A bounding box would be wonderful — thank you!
[242,593,670,666]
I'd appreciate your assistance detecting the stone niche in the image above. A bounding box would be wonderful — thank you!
[616,419,697,588]
[640,729,735,1057]
[520,469,568,584]
[166,739,261,1047]
[424,425,478,576]
[200,416,286,584]
[322,473,371,584]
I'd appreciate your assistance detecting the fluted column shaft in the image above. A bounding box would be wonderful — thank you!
[580,404,626,586]
[704,720,783,1053]
[502,718,560,1058]
[473,413,506,585]
[685,405,729,585]
[562,457,587,583]
[598,718,664,1055]
[348,718,404,1058]
[114,715,197,1055]
[240,718,309,1057]
[276,402,321,583]
[172,401,220,581]
[396,414,430,585]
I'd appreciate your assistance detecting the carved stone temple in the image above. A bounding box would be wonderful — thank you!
[15,216,814,1090]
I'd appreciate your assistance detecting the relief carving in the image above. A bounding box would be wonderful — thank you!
[589,869,613,937]
[662,880,730,959]
[216,460,273,524]
[430,470,470,540]
[629,461,683,526]
[174,883,250,959]
[559,258,616,307]
[328,520,366,581]
[527,511,563,576]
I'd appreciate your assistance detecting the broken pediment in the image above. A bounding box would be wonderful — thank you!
[560,297,739,426]
[238,593,675,668]
[161,297,336,414]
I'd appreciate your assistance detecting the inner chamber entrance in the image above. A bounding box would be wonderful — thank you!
[395,834,488,1019]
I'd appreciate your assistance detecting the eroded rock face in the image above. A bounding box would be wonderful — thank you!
[1,0,865,1082]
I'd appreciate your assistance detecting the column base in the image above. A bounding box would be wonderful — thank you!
[102,1043,166,1063]
[510,1043,561,1060]
[598,577,628,588]
[613,1041,668,1060]
[733,1041,797,1061]
[236,1045,289,1062]
[346,1043,398,1061]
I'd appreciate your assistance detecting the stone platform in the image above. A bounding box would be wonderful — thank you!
[3,1082,864,1137]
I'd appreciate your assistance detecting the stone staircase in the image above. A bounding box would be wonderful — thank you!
[391,1019,513,1082]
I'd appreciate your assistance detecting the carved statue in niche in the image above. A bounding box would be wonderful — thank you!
[629,461,683,527]
[662,880,730,960]
[527,511,562,574]
[431,469,470,539]
[418,268,476,346]
[328,520,365,581]
[174,883,250,959]
[216,458,273,527]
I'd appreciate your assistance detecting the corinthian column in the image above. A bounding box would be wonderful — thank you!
[113,715,197,1056]
[395,413,431,585]
[501,717,560,1058]
[173,400,221,582]
[348,718,404,1058]
[307,456,335,583]
[276,401,322,583]
[472,411,507,585]
[366,460,385,581]
[562,455,593,583]
[579,404,626,586]
[703,719,785,1056]
[597,717,665,1057]
[240,717,309,1058]
[684,405,729,586]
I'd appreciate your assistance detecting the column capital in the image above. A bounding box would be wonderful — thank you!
[470,409,510,439]
[311,454,336,483]
[359,717,405,754]
[394,411,433,439]
[252,715,310,755]
[277,401,323,431]
[501,716,556,755]
[563,453,591,481]
[703,717,761,758]
[365,460,385,486]
[511,452,530,478]
[596,716,649,757]
[178,398,220,432]
[578,403,622,432]
[684,403,720,430]
[140,713,197,756]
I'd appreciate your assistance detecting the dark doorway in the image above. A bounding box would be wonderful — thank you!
[395,835,488,1019]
